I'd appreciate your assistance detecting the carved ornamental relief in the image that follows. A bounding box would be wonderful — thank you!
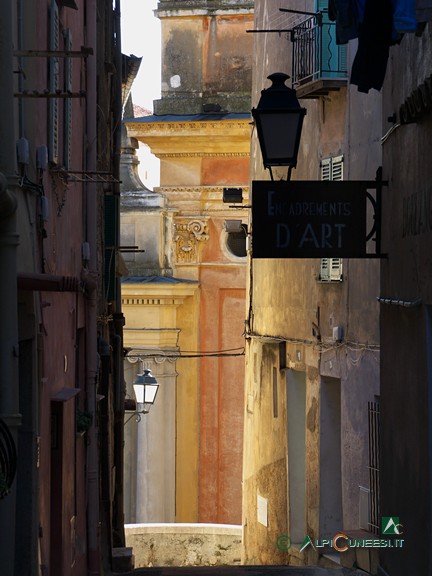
[174,219,209,263]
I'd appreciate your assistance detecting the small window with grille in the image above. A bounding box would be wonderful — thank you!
[319,155,344,281]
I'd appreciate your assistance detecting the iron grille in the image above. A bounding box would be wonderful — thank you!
[0,419,17,499]
[368,401,380,534]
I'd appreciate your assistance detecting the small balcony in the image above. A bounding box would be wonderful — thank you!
[292,14,347,99]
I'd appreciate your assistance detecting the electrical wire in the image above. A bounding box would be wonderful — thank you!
[247,331,379,355]
[125,347,245,360]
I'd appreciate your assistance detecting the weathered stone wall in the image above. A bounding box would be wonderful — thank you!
[242,0,382,566]
[125,523,242,567]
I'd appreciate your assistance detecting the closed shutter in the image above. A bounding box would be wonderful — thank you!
[49,0,59,165]
[331,155,344,180]
[319,155,344,281]
[320,155,343,181]
[320,157,332,181]
[64,29,73,169]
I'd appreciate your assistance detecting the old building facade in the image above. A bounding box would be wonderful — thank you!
[0,1,126,575]
[380,7,432,576]
[121,0,254,525]
[242,0,382,568]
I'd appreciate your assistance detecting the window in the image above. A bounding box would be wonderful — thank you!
[320,155,343,182]
[226,223,247,258]
[292,1,347,90]
[319,155,343,281]
[315,0,347,80]
[319,257,343,281]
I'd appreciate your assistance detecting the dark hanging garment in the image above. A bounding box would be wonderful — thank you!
[350,0,394,93]
[393,0,417,32]
[328,0,364,44]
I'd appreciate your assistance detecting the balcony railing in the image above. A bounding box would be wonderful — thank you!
[292,14,347,97]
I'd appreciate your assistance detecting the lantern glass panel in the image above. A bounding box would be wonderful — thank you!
[133,382,144,404]
[257,111,304,166]
[144,383,158,405]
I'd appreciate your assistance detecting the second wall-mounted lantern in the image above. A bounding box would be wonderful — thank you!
[125,361,160,424]
[133,367,159,415]
[252,72,306,180]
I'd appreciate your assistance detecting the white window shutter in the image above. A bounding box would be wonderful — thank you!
[331,155,344,181]
[320,155,344,281]
[320,258,330,281]
[319,257,343,281]
[320,157,332,181]
[329,257,343,280]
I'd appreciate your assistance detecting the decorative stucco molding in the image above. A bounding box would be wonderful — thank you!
[157,152,249,158]
[126,120,250,134]
[174,219,209,263]
[156,0,254,12]
[122,297,185,306]
[125,349,178,365]
[157,185,249,195]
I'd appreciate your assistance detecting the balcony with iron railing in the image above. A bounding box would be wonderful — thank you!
[292,13,347,98]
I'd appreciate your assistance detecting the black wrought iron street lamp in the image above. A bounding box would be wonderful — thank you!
[252,72,306,180]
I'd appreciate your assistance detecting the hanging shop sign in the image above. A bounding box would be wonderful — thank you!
[252,179,384,258]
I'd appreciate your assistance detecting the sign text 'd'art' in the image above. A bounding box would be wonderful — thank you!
[252,180,379,258]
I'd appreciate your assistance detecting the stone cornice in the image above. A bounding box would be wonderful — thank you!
[157,152,250,158]
[126,118,252,156]
[156,185,249,197]
[156,0,254,17]
[123,329,181,350]
[126,119,251,135]
[122,282,199,300]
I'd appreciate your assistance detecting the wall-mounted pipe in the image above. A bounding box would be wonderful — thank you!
[85,0,100,574]
[0,2,20,575]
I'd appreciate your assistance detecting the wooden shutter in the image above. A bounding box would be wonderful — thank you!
[64,29,72,169]
[49,0,60,165]
[320,155,344,281]
[331,155,344,180]
[320,157,332,181]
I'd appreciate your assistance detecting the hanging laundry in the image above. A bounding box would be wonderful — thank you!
[350,0,394,93]
[328,0,365,43]
[393,0,417,32]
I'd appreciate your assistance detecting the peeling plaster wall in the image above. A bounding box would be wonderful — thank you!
[154,2,254,114]
[243,0,382,566]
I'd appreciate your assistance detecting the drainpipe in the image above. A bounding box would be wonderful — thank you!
[0,1,20,576]
[112,0,127,551]
[85,0,100,574]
